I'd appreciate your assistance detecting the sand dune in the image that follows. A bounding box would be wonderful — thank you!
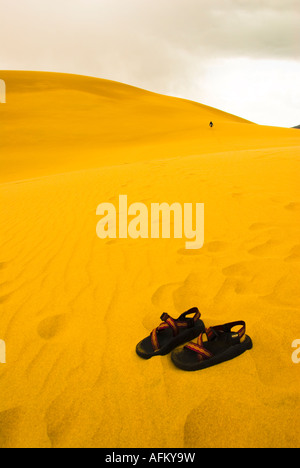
[1,71,299,183]
[0,71,300,448]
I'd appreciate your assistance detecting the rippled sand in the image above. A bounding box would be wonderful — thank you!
[0,71,299,448]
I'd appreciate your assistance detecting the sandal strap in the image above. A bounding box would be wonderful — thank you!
[178,307,201,328]
[150,308,200,352]
[204,321,246,342]
[184,341,213,360]
[185,321,246,360]
[214,321,246,340]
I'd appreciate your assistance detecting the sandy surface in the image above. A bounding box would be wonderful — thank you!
[0,71,300,448]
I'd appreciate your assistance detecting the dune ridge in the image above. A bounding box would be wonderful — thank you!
[0,72,299,448]
[1,71,299,183]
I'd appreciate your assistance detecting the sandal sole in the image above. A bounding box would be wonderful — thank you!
[171,335,253,371]
[136,320,205,359]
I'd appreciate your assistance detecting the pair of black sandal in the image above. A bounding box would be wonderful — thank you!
[136,308,253,371]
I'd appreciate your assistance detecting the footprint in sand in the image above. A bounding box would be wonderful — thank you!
[139,283,180,331]
[248,240,279,257]
[205,241,228,253]
[214,277,247,302]
[177,248,202,256]
[0,263,10,303]
[177,241,228,259]
[232,192,244,199]
[249,222,271,231]
[222,262,250,277]
[0,407,24,448]
[37,314,67,340]
[285,202,300,212]
[285,245,300,262]
[151,283,179,308]
[263,273,299,308]
[0,294,11,304]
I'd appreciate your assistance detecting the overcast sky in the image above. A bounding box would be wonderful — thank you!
[0,0,299,127]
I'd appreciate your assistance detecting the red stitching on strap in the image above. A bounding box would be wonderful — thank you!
[185,339,213,360]
[150,310,200,352]
[184,321,246,360]
[166,317,178,336]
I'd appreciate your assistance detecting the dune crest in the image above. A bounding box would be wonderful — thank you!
[1,71,299,183]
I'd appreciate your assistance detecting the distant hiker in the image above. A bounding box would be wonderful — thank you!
[209,121,214,128]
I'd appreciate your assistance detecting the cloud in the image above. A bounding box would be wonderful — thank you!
[1,1,298,67]
[0,0,299,126]
[129,0,300,60]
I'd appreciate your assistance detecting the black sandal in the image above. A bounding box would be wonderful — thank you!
[171,321,253,371]
[136,308,205,359]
